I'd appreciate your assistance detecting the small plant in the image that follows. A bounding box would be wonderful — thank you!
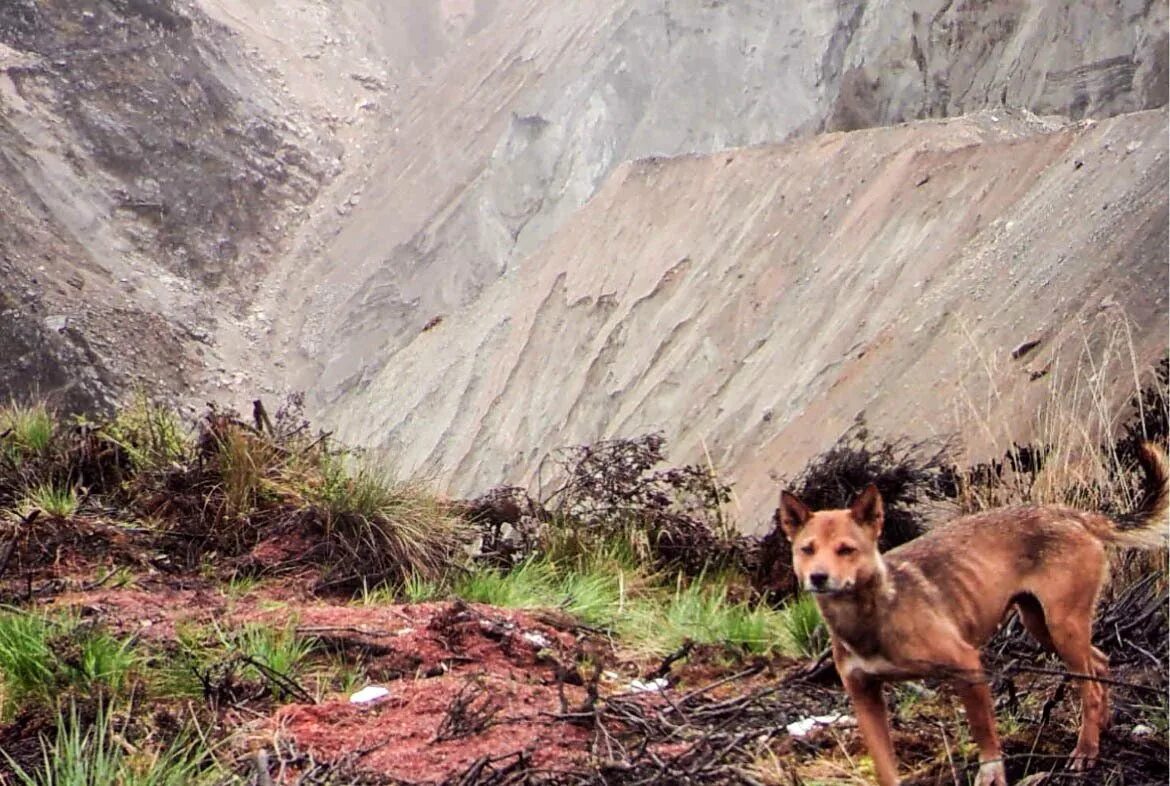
[454,558,558,610]
[213,424,283,521]
[0,400,55,459]
[353,579,396,607]
[217,621,317,698]
[20,482,79,518]
[779,593,828,659]
[402,572,445,603]
[3,703,220,786]
[223,574,260,599]
[104,391,189,471]
[0,610,56,718]
[0,610,139,718]
[620,577,793,656]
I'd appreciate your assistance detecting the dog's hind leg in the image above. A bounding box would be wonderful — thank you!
[1046,613,1107,770]
[1015,593,1056,651]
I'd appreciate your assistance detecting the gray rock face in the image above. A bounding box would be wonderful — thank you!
[0,0,331,409]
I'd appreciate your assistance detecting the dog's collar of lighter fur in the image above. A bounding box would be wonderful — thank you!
[873,551,896,601]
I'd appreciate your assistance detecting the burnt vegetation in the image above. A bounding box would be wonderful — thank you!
[0,363,1166,785]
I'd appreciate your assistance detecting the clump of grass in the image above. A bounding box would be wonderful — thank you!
[454,554,632,627]
[20,482,79,518]
[217,621,317,698]
[3,703,221,786]
[0,610,139,719]
[402,572,446,603]
[213,424,285,521]
[455,558,560,610]
[620,578,793,656]
[104,391,189,472]
[0,611,56,717]
[779,593,828,659]
[0,400,56,460]
[311,463,467,589]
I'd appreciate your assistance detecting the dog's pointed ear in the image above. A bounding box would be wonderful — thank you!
[777,490,811,540]
[849,483,884,537]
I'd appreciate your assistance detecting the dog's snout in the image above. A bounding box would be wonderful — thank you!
[809,572,829,590]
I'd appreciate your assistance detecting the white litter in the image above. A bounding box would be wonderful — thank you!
[785,712,856,738]
[1131,723,1155,738]
[627,677,669,693]
[521,631,552,648]
[349,686,391,704]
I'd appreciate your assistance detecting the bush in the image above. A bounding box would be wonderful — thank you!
[756,426,952,599]
[541,433,741,575]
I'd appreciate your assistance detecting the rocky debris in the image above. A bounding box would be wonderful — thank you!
[0,0,336,411]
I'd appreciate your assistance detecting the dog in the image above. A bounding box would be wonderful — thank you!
[777,442,1168,786]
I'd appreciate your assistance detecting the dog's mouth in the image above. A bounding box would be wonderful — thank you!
[806,584,853,596]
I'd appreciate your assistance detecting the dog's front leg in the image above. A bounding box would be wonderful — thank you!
[952,675,1007,786]
[842,673,900,786]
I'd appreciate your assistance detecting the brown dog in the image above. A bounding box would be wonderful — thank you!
[778,443,1168,786]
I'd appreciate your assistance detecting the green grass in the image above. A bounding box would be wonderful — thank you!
[0,400,56,459]
[778,593,828,658]
[401,572,446,603]
[103,391,190,471]
[452,556,799,656]
[3,704,221,786]
[222,574,260,599]
[0,610,139,719]
[619,579,793,656]
[454,557,628,627]
[217,621,317,698]
[0,610,56,717]
[311,463,467,585]
[20,483,80,518]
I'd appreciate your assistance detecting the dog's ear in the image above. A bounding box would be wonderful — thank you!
[777,491,811,540]
[849,483,884,537]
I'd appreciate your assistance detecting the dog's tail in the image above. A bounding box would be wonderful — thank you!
[1101,442,1169,549]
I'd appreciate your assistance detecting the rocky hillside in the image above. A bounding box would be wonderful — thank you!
[327,108,1168,526]
[0,0,1166,522]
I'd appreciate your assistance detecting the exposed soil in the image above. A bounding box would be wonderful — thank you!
[1,535,1164,786]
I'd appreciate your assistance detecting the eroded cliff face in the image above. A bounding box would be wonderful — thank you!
[232,0,1168,413]
[324,109,1168,527]
[0,1,1165,523]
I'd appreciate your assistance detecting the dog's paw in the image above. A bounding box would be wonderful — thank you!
[1067,748,1098,772]
[974,759,1008,786]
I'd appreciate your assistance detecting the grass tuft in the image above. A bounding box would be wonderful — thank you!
[0,610,139,719]
[311,464,466,588]
[0,401,56,459]
[3,703,220,786]
[778,593,828,659]
[20,482,79,518]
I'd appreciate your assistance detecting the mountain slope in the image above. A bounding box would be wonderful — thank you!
[327,108,1168,528]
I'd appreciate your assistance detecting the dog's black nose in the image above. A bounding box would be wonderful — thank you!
[809,572,829,590]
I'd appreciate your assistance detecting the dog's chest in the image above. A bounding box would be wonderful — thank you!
[841,649,903,679]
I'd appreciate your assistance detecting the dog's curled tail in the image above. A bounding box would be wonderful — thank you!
[1105,442,1169,549]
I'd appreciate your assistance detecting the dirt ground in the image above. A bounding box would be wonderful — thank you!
[1,532,1166,786]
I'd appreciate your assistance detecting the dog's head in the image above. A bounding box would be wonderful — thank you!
[776,485,884,596]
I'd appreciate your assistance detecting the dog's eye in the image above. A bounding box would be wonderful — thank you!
[836,544,857,556]
[799,544,815,555]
